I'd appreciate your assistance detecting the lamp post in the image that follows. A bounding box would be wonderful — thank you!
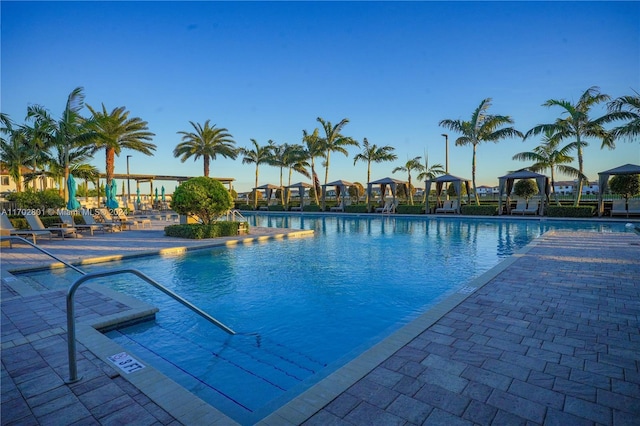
[126,155,132,203]
[441,133,449,174]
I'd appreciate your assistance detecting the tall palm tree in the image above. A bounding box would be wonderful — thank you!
[0,115,30,192]
[316,117,358,185]
[87,104,156,186]
[26,87,96,202]
[513,129,585,205]
[23,109,55,190]
[353,138,397,204]
[392,156,423,205]
[417,154,445,202]
[280,143,309,204]
[174,120,236,177]
[241,139,274,209]
[607,91,640,142]
[440,98,523,205]
[302,129,325,205]
[524,86,615,205]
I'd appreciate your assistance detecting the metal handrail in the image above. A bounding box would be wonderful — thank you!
[66,268,236,383]
[0,235,86,275]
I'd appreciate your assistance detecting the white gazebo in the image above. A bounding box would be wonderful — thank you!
[597,163,640,216]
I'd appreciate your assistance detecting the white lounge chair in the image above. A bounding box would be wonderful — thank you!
[436,200,457,214]
[628,199,640,216]
[59,211,104,235]
[376,199,393,213]
[81,210,120,232]
[291,199,310,212]
[511,199,527,215]
[0,214,52,244]
[24,213,77,238]
[115,208,151,229]
[610,199,627,217]
[523,199,540,215]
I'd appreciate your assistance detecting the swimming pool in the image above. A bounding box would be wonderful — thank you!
[22,215,632,424]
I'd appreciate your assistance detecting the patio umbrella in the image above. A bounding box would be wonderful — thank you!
[161,186,165,201]
[66,174,81,210]
[136,188,141,204]
[155,187,159,202]
[106,179,119,209]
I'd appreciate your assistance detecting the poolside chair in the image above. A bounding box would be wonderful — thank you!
[291,199,311,212]
[523,199,540,215]
[115,208,151,229]
[627,199,640,216]
[375,199,393,213]
[435,200,453,214]
[97,208,137,230]
[511,199,527,215]
[81,210,120,232]
[24,213,77,239]
[0,213,52,244]
[59,211,105,235]
[610,199,627,217]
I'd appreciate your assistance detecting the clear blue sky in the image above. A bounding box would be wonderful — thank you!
[2,1,639,194]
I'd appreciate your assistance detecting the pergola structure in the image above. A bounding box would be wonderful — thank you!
[321,179,354,210]
[285,181,312,209]
[366,177,407,211]
[597,163,640,216]
[425,174,472,214]
[497,170,550,215]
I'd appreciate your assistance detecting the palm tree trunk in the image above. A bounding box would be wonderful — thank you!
[105,148,115,186]
[203,155,210,177]
[551,168,560,206]
[365,162,371,205]
[408,173,413,205]
[254,166,259,210]
[311,159,319,206]
[472,144,480,205]
[574,142,583,206]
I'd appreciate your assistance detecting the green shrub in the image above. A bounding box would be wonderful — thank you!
[302,204,322,212]
[546,206,594,217]
[396,205,424,214]
[170,177,233,224]
[513,179,539,200]
[6,190,65,211]
[236,203,254,210]
[164,221,248,239]
[268,205,285,211]
[609,174,640,202]
[461,205,498,216]
[345,204,368,213]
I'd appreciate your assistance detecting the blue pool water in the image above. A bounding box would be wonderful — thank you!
[22,215,632,424]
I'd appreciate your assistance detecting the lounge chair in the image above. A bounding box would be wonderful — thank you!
[436,200,457,214]
[330,198,351,212]
[291,199,310,212]
[610,199,627,217]
[523,199,540,215]
[115,208,151,229]
[24,213,77,238]
[81,210,120,232]
[0,214,52,244]
[59,211,105,235]
[511,199,527,215]
[376,199,393,213]
[97,208,138,230]
[628,199,640,216]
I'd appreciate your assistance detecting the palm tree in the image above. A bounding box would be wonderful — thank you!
[513,129,585,205]
[316,117,358,185]
[302,129,325,206]
[352,138,397,204]
[280,143,309,204]
[392,156,423,205]
[524,86,615,205]
[440,98,523,205]
[174,120,236,177]
[87,104,156,186]
[241,139,274,209]
[23,110,56,190]
[0,115,30,192]
[607,91,640,142]
[26,87,96,202]
[417,154,445,203]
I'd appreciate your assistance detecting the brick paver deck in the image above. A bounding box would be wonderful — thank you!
[1,222,639,425]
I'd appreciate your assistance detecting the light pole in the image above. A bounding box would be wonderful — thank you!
[126,155,132,204]
[441,133,449,174]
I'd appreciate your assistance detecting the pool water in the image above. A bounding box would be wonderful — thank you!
[22,215,632,424]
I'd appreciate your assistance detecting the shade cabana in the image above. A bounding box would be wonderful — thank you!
[285,181,312,210]
[253,183,282,207]
[366,177,407,211]
[597,163,640,216]
[425,174,471,214]
[497,170,550,215]
[322,179,354,210]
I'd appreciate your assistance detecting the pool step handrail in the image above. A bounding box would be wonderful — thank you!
[66,268,236,383]
[0,235,86,275]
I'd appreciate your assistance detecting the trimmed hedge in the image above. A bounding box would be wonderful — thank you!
[300,204,322,212]
[546,206,594,217]
[461,205,498,216]
[268,205,285,211]
[396,205,424,214]
[345,205,368,213]
[164,221,249,239]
